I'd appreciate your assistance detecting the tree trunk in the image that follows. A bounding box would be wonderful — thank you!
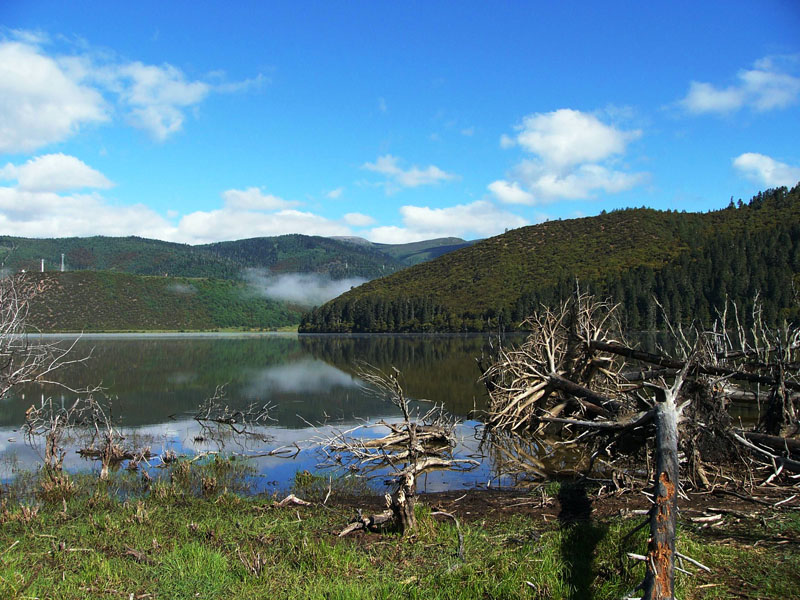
[391,472,417,534]
[643,391,679,600]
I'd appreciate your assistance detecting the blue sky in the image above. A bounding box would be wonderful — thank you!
[1,1,799,244]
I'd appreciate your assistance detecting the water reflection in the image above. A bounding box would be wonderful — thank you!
[0,333,500,490]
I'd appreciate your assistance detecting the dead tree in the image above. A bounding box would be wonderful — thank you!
[0,273,94,399]
[481,291,800,600]
[320,364,477,535]
[24,394,152,479]
[194,384,276,447]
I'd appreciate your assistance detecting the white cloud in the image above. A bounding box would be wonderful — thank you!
[368,200,528,243]
[1,153,113,192]
[343,212,375,226]
[492,109,645,204]
[378,97,387,113]
[499,134,515,149]
[461,127,475,136]
[0,32,263,150]
[176,208,351,244]
[212,73,268,94]
[680,82,744,114]
[0,155,353,244]
[0,41,108,153]
[0,187,175,239]
[326,187,344,199]
[221,187,296,211]
[362,154,457,191]
[733,152,800,188]
[514,109,641,169]
[244,271,367,306]
[512,160,647,200]
[487,179,535,205]
[113,62,210,140]
[680,56,800,114]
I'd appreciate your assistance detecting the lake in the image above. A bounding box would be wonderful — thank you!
[0,333,516,493]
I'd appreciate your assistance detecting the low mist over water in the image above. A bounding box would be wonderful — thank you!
[244,270,367,306]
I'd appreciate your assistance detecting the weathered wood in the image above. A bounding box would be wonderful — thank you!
[739,430,800,456]
[589,340,800,391]
[547,373,627,414]
[642,390,680,600]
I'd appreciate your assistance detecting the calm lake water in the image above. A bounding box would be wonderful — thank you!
[0,333,510,492]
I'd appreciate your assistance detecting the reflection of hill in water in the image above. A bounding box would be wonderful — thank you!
[2,335,496,430]
[298,334,499,416]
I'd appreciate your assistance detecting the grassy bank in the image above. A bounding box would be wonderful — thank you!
[1,466,798,599]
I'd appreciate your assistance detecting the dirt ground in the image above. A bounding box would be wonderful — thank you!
[332,483,800,544]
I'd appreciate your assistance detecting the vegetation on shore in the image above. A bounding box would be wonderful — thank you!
[0,464,797,599]
[300,185,800,333]
[25,271,304,332]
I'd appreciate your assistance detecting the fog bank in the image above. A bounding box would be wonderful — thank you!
[245,270,367,306]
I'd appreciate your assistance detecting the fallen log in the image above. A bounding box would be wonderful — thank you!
[589,340,800,392]
[739,430,800,456]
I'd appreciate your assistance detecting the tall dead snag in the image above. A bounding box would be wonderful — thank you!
[481,291,800,600]
[321,364,477,536]
[641,375,685,600]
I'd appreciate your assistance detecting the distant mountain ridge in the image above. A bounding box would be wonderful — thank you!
[1,233,476,332]
[0,233,473,280]
[300,185,800,333]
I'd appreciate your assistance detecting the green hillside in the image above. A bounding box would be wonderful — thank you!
[373,237,477,266]
[199,234,402,278]
[0,234,404,280]
[299,185,800,333]
[25,271,303,332]
[1,234,479,332]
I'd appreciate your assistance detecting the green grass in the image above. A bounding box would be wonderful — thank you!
[1,466,798,599]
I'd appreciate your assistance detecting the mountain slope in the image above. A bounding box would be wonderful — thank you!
[300,185,800,333]
[25,271,303,332]
[372,237,477,266]
[199,234,402,278]
[0,235,239,279]
[0,234,405,280]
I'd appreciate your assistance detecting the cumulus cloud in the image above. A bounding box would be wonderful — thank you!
[177,208,351,244]
[221,187,297,211]
[0,32,263,150]
[492,108,645,204]
[680,55,800,114]
[0,41,108,153]
[244,270,367,306]
[343,212,375,226]
[733,153,800,188]
[114,61,210,140]
[326,187,343,199]
[487,180,535,205]
[362,154,457,192]
[368,200,529,243]
[0,187,175,239]
[0,155,355,243]
[0,153,113,192]
[515,109,640,169]
[511,160,647,200]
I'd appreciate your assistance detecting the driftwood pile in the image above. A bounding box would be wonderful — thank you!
[480,291,800,600]
[320,364,477,535]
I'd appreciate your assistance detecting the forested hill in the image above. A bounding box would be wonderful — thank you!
[25,271,303,332]
[0,234,404,280]
[300,185,800,333]
[199,235,401,279]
